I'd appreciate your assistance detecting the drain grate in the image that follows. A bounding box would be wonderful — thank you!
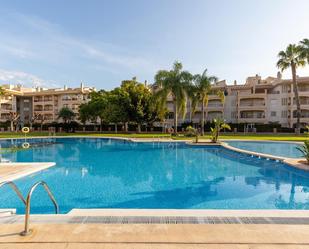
[72,216,309,225]
[1,215,309,225]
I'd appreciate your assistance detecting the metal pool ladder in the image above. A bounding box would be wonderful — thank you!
[0,180,59,236]
[0,181,26,205]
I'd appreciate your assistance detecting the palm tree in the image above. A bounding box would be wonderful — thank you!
[0,86,5,96]
[190,69,217,135]
[300,38,309,63]
[217,89,226,117]
[154,61,192,134]
[277,44,307,130]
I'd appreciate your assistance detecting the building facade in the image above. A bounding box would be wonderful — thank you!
[0,84,94,127]
[163,73,309,128]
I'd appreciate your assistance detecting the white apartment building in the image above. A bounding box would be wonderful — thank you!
[0,84,94,126]
[164,73,309,128]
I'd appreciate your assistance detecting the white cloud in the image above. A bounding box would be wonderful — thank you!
[0,69,59,88]
[0,11,157,73]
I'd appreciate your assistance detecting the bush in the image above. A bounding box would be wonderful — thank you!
[297,141,309,164]
[185,126,197,137]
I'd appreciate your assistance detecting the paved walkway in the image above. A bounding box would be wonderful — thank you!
[0,223,309,248]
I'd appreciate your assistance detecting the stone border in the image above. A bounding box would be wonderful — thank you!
[220,140,309,171]
[68,208,309,218]
[0,162,56,182]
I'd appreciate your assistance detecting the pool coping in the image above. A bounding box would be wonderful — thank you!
[0,162,56,182]
[220,141,309,171]
[67,208,309,218]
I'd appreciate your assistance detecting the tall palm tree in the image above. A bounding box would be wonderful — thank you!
[0,86,5,96]
[190,69,217,135]
[277,44,306,130]
[154,61,192,134]
[217,89,225,117]
[300,38,309,63]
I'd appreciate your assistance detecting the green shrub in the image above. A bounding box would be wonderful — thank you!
[210,118,231,143]
[185,126,197,137]
[297,141,309,164]
[185,126,199,143]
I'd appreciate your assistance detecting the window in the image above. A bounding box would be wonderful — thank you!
[24,107,30,111]
[166,112,174,119]
[270,99,278,105]
[282,85,289,93]
[271,111,276,117]
[231,111,237,119]
[281,110,288,118]
[281,98,288,106]
[24,99,30,103]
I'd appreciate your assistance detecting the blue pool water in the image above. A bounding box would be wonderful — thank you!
[0,138,308,214]
[226,141,303,158]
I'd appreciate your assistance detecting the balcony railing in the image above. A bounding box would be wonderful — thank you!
[239,101,265,106]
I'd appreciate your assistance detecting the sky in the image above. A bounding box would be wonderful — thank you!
[0,0,309,89]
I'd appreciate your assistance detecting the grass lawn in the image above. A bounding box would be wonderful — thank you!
[0,131,308,141]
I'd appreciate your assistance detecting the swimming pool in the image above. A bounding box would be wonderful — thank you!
[0,138,308,213]
[226,141,303,158]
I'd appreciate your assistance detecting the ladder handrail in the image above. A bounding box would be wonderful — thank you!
[21,181,59,236]
[0,181,26,205]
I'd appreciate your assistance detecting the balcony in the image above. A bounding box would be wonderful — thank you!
[34,97,44,102]
[207,111,223,121]
[44,96,53,102]
[207,100,223,110]
[0,114,10,120]
[238,111,266,123]
[0,104,13,111]
[44,105,53,111]
[238,92,266,99]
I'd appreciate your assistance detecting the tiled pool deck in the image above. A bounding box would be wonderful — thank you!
[0,223,309,248]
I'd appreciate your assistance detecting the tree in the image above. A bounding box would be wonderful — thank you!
[8,112,20,132]
[300,38,309,63]
[58,107,75,123]
[79,103,93,125]
[154,61,192,134]
[217,89,226,119]
[277,44,307,130]
[79,91,109,131]
[29,113,41,130]
[104,88,129,133]
[0,86,5,96]
[119,78,162,132]
[190,69,217,135]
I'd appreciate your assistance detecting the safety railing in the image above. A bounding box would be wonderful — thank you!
[21,181,59,236]
[0,180,59,236]
[0,181,26,205]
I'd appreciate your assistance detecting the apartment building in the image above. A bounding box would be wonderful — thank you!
[0,84,94,127]
[163,72,309,128]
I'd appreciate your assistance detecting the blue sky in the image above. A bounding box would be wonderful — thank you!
[0,0,309,89]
